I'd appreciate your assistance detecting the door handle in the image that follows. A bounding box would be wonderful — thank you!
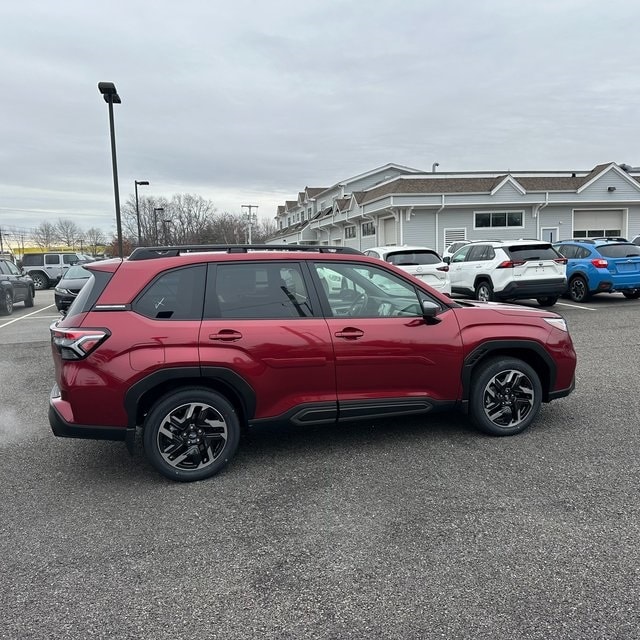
[209,330,243,342]
[334,328,364,339]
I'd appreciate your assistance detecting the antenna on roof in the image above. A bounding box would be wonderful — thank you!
[432,162,439,173]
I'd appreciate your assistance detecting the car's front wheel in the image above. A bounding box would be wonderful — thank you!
[536,296,558,307]
[143,388,241,482]
[469,357,542,436]
[24,288,34,308]
[568,276,590,303]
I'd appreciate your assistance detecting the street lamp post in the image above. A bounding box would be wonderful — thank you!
[134,180,149,246]
[241,204,259,244]
[98,82,124,258]
[153,207,164,245]
[162,219,172,245]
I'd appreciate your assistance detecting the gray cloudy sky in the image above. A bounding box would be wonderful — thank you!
[1,0,639,239]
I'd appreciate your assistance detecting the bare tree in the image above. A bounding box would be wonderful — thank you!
[31,222,57,249]
[84,227,106,256]
[252,218,277,244]
[56,218,82,248]
[169,194,217,244]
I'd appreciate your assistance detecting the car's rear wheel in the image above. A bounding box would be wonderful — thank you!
[143,388,241,482]
[30,272,49,290]
[568,276,590,302]
[622,290,640,299]
[0,289,13,315]
[469,357,542,436]
[475,280,494,302]
[536,296,558,307]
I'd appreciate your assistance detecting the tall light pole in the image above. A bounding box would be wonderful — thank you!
[241,204,259,244]
[162,218,172,245]
[153,207,164,245]
[134,180,149,246]
[98,82,124,258]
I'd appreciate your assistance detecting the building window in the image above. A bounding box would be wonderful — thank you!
[362,221,375,237]
[345,226,356,239]
[475,211,523,228]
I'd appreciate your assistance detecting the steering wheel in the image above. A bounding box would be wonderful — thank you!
[348,292,369,316]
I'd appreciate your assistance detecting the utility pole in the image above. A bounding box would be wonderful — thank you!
[0,227,4,255]
[241,205,258,244]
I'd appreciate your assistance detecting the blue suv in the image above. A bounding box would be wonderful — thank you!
[553,240,640,302]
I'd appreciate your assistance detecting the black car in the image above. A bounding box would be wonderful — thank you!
[0,259,35,315]
[54,265,91,311]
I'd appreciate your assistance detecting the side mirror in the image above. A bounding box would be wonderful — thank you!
[443,256,451,264]
[421,300,441,323]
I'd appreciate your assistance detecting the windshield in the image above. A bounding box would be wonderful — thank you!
[63,265,91,279]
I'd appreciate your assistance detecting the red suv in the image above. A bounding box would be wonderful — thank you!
[49,245,577,482]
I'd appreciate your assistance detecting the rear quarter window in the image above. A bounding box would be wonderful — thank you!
[63,270,115,324]
[22,255,44,266]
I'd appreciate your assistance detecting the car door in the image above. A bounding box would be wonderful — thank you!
[448,244,473,291]
[44,254,63,282]
[198,261,337,423]
[311,261,463,418]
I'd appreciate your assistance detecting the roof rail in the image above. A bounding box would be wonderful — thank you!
[128,244,363,261]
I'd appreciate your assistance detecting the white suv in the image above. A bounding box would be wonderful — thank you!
[447,240,567,306]
[364,245,451,294]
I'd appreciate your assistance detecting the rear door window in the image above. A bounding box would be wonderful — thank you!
[205,262,313,319]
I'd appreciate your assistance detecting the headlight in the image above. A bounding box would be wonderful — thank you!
[544,317,568,332]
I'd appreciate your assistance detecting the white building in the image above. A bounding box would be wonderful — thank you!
[269,161,640,253]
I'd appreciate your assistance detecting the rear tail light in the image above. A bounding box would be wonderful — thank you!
[436,265,449,272]
[496,260,526,269]
[591,258,608,269]
[50,324,110,360]
[554,257,568,265]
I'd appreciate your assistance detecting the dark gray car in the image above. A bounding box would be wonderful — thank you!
[54,265,91,311]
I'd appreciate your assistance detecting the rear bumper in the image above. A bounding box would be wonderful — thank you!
[496,278,566,300]
[49,391,135,452]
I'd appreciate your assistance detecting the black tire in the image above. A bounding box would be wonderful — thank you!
[536,296,558,307]
[622,290,640,300]
[30,272,49,291]
[469,357,542,436]
[568,276,590,303]
[475,280,494,302]
[0,288,13,316]
[24,287,34,308]
[143,388,241,482]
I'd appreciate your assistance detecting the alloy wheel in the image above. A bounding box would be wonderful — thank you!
[156,401,229,471]
[482,369,535,428]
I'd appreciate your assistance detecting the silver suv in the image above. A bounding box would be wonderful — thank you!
[447,240,567,306]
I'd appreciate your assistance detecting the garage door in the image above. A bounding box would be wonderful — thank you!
[383,217,396,245]
[574,210,624,237]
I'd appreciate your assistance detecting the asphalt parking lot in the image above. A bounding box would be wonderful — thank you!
[2,290,639,639]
